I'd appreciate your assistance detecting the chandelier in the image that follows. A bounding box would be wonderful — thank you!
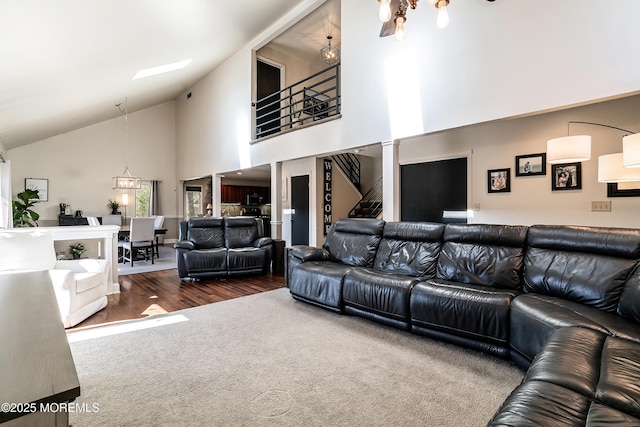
[321,36,340,65]
[112,98,141,189]
[378,0,495,41]
[112,166,141,189]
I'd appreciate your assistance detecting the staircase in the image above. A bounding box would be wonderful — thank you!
[348,177,383,219]
[331,153,382,219]
[331,153,360,191]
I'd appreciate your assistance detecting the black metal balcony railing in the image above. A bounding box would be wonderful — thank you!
[255,63,341,139]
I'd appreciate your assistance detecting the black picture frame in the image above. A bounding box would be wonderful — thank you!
[25,178,49,202]
[515,153,546,176]
[607,183,640,197]
[488,168,511,193]
[551,162,582,191]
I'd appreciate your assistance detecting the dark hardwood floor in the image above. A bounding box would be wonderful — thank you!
[69,269,285,331]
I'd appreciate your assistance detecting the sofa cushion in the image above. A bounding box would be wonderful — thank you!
[436,224,528,289]
[510,293,640,366]
[343,268,419,330]
[187,218,224,249]
[492,327,640,425]
[289,261,353,312]
[0,230,57,271]
[183,248,227,274]
[227,247,266,273]
[323,218,385,267]
[224,217,259,248]
[487,380,591,427]
[411,279,521,353]
[524,225,640,312]
[618,266,640,324]
[373,222,444,277]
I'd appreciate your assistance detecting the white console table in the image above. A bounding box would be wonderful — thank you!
[40,225,120,294]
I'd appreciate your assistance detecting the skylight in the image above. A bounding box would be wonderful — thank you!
[133,59,192,80]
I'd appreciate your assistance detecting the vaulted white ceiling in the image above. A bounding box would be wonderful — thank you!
[0,0,318,150]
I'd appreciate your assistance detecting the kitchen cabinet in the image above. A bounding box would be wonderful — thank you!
[221,185,270,204]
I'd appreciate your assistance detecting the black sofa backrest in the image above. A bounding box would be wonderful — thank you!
[524,225,640,312]
[187,218,225,249]
[374,222,445,277]
[324,218,385,267]
[437,224,529,289]
[619,267,640,323]
[224,217,260,248]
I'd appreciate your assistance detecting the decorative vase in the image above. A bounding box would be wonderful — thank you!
[72,253,80,259]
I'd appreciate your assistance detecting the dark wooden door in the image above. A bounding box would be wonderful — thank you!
[291,175,309,245]
[400,157,467,223]
[256,60,281,138]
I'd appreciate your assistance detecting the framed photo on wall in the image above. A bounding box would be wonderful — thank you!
[488,168,511,193]
[515,153,546,176]
[607,182,640,197]
[551,163,582,191]
[25,178,48,202]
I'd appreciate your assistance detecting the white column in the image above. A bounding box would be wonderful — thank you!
[382,139,400,221]
[213,174,222,217]
[270,161,283,239]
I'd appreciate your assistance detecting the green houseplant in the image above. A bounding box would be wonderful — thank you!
[12,189,40,227]
[107,198,120,214]
[69,242,86,259]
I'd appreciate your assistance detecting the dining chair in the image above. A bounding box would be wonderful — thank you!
[101,214,122,226]
[87,216,100,226]
[121,217,155,266]
[152,215,165,258]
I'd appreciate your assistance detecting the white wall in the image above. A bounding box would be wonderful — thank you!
[7,102,179,235]
[176,0,640,174]
[172,0,640,234]
[400,95,640,228]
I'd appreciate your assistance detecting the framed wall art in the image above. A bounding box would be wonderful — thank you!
[515,153,546,176]
[607,182,640,197]
[551,163,582,191]
[488,168,510,193]
[25,178,48,202]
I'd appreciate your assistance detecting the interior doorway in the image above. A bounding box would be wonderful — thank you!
[291,175,310,245]
[400,157,468,223]
[256,59,282,138]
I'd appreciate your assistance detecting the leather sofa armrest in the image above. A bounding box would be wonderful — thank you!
[174,240,195,250]
[289,245,330,262]
[254,237,273,248]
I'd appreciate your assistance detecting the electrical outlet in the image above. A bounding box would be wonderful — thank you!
[591,201,611,212]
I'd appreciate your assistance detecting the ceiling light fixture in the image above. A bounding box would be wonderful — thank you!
[378,0,495,39]
[133,59,192,80]
[321,36,340,65]
[112,98,141,189]
[547,121,640,183]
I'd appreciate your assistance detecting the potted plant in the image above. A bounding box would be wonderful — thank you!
[107,198,120,214]
[69,242,86,259]
[12,189,40,227]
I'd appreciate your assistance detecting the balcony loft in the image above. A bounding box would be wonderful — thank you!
[253,63,341,142]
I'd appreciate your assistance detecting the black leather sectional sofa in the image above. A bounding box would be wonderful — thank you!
[175,217,273,279]
[286,218,640,425]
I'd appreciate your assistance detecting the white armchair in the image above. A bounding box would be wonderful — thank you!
[0,229,110,328]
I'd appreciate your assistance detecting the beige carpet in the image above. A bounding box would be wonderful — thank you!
[68,288,523,426]
[117,245,176,275]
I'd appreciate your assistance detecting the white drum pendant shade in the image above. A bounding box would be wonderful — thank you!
[547,135,591,164]
[622,133,640,168]
[598,153,640,183]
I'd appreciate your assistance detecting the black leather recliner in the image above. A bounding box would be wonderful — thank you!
[287,218,385,312]
[174,217,273,279]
